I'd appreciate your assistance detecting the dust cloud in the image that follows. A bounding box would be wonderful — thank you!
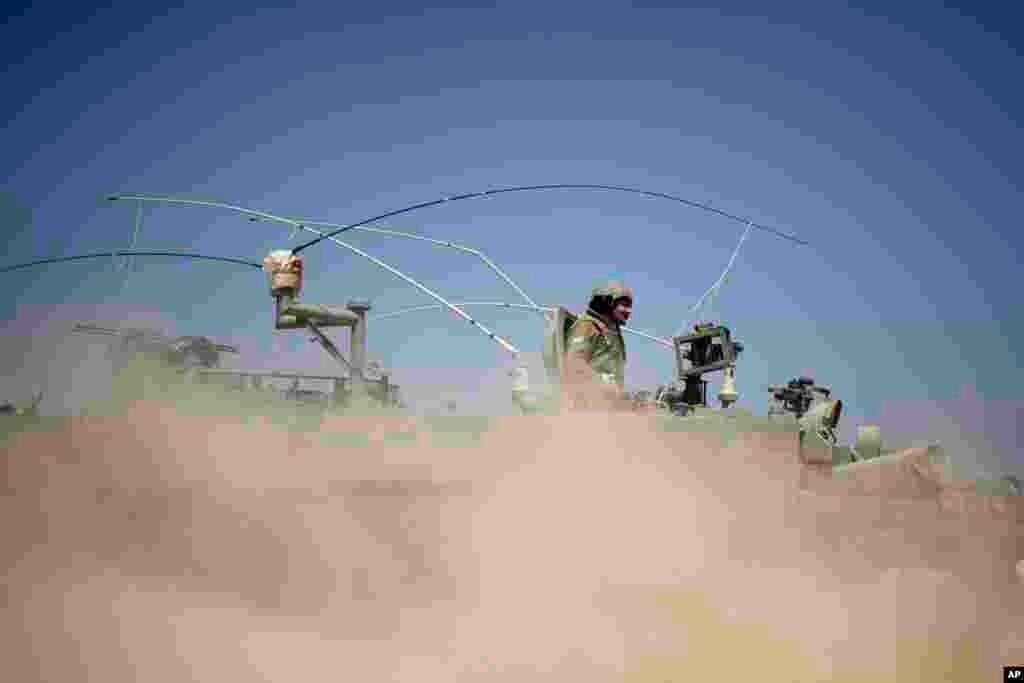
[2,374,1023,681]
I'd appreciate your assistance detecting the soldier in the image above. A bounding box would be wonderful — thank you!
[562,280,633,411]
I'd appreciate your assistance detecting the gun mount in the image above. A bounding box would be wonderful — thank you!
[765,375,843,463]
[654,323,744,414]
[263,250,391,406]
[767,376,838,420]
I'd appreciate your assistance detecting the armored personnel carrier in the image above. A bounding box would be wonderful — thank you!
[531,308,1023,589]
[1,189,1019,681]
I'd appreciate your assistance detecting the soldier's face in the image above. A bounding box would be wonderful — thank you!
[611,298,632,324]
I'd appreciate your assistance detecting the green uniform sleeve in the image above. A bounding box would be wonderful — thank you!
[566,320,600,358]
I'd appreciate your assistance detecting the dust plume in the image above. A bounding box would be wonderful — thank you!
[2,377,1022,681]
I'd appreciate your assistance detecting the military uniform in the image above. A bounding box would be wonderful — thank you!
[565,309,626,389]
[561,281,631,411]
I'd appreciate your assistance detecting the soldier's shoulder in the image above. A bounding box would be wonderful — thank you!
[569,318,603,336]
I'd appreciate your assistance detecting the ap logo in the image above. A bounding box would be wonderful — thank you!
[1007,666,1024,679]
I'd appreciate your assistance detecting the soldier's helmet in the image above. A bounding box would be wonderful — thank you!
[592,280,633,301]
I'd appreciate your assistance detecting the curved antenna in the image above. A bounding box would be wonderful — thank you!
[0,251,263,274]
[106,194,522,356]
[675,221,753,336]
[106,195,539,310]
[372,301,674,348]
[249,218,539,310]
[290,183,809,253]
[108,194,305,225]
[371,301,552,321]
[306,222,540,310]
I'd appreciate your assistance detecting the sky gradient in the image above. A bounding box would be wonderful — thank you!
[2,2,1021,472]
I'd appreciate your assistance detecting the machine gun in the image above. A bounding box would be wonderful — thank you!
[767,376,830,418]
[768,376,843,445]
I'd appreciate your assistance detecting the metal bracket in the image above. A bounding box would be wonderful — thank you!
[304,321,353,375]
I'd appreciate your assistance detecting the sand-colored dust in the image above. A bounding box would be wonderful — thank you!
[2,396,1022,681]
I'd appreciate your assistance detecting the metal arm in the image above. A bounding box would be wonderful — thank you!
[305,320,353,373]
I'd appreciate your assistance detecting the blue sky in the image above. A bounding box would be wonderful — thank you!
[1,2,1020,468]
